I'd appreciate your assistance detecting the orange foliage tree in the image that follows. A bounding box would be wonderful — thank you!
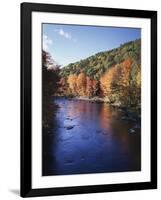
[85,77,99,97]
[118,58,132,88]
[61,58,140,108]
[76,72,86,96]
[100,65,118,97]
[117,58,134,106]
[100,58,133,104]
[67,74,78,95]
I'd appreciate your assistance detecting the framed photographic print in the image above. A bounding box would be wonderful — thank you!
[21,2,157,197]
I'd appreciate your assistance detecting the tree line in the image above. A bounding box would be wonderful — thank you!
[42,39,141,110]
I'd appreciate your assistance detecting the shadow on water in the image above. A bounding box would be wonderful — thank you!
[43,97,141,176]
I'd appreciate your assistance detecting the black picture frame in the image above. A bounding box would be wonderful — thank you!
[21,2,157,197]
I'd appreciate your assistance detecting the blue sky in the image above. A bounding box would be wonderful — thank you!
[43,24,141,67]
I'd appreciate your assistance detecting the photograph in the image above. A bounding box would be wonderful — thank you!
[42,24,141,176]
[21,3,157,197]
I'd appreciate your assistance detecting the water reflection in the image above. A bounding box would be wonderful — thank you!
[43,97,141,176]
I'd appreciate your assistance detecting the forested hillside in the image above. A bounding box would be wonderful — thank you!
[58,39,141,109]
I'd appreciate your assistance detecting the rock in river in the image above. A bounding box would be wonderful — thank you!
[129,128,135,134]
[64,125,75,130]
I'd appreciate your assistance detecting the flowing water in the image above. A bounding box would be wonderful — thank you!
[43,97,141,176]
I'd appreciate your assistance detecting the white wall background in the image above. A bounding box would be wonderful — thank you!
[0,0,159,199]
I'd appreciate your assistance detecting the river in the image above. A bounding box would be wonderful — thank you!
[43,97,141,176]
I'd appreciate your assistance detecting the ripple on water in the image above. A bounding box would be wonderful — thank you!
[43,98,141,176]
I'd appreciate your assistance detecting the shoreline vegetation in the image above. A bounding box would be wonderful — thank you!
[42,39,141,129]
[56,95,141,112]
[53,95,141,124]
[57,39,141,110]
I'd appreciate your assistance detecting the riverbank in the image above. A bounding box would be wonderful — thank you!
[55,95,111,103]
[74,96,104,103]
[55,95,140,109]
[54,95,141,123]
[76,96,140,123]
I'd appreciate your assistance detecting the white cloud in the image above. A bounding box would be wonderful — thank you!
[58,28,72,39]
[43,34,53,51]
[54,28,75,41]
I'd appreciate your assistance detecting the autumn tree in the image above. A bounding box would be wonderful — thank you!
[58,77,71,96]
[86,76,93,97]
[100,64,117,98]
[117,58,132,106]
[67,74,78,95]
[100,58,134,105]
[76,72,86,96]
[58,39,141,109]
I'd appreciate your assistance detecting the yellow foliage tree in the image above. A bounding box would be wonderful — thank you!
[67,74,78,95]
[76,72,86,96]
[100,64,118,96]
